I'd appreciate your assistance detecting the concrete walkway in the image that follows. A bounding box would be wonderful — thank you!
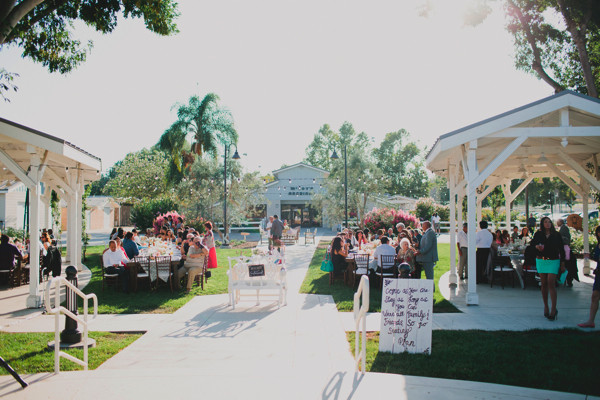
[0,238,597,399]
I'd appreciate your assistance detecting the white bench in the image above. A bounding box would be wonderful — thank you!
[227,255,287,310]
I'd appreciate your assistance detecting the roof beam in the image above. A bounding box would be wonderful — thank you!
[545,163,585,196]
[557,150,600,192]
[470,136,528,189]
[0,147,36,188]
[492,126,600,138]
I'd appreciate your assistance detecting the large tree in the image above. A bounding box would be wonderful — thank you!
[102,148,170,203]
[373,129,429,198]
[157,93,238,184]
[306,121,386,227]
[0,0,178,73]
[463,0,600,96]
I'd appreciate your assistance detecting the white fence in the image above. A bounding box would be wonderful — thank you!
[353,275,369,374]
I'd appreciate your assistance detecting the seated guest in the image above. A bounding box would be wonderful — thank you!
[387,227,395,238]
[369,236,396,271]
[330,236,348,275]
[184,237,209,292]
[102,240,130,292]
[341,232,354,250]
[494,230,503,245]
[0,235,22,284]
[519,227,530,242]
[396,238,416,275]
[122,232,140,260]
[146,228,154,238]
[109,228,118,241]
[511,226,520,242]
[132,229,142,245]
[114,237,129,260]
[355,231,367,249]
[363,228,370,242]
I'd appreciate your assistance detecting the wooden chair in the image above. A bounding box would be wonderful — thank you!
[490,250,516,289]
[133,256,151,291]
[154,256,173,292]
[101,256,120,291]
[347,254,369,288]
[193,255,209,290]
[375,254,397,289]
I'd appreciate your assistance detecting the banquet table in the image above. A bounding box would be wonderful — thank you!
[498,246,526,289]
[136,240,183,289]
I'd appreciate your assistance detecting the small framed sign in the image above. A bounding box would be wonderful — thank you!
[248,264,265,277]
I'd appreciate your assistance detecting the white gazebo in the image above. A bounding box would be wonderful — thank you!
[426,91,600,305]
[0,117,101,308]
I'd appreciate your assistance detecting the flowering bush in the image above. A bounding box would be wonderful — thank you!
[153,211,185,234]
[363,207,420,233]
[185,215,206,234]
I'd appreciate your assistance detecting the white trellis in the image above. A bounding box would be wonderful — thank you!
[0,118,101,308]
[426,91,600,305]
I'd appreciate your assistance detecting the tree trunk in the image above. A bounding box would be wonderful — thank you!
[0,0,45,45]
[556,0,598,98]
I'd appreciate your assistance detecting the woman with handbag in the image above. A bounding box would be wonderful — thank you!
[330,236,348,275]
[578,226,600,328]
[530,217,565,321]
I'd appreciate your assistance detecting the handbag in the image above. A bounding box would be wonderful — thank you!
[320,252,334,273]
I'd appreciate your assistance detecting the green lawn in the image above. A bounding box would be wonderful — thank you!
[0,331,142,374]
[347,330,600,396]
[80,246,251,314]
[300,241,459,313]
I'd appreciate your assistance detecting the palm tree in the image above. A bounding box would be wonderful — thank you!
[157,93,238,183]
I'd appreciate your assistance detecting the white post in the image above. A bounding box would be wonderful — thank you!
[74,177,83,270]
[449,169,458,286]
[476,196,482,225]
[466,141,479,305]
[66,192,77,265]
[26,154,42,308]
[582,180,590,274]
[504,181,512,231]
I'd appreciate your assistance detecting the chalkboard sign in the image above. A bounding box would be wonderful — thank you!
[379,278,433,354]
[248,264,265,277]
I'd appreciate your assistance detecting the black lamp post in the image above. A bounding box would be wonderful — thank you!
[331,143,348,229]
[222,144,240,248]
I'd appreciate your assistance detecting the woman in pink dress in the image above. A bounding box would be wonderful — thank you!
[203,221,218,269]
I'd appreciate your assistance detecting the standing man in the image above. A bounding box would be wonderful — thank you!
[457,222,468,280]
[415,221,438,283]
[476,220,494,284]
[270,215,284,250]
[0,234,22,285]
[266,216,274,250]
[527,213,537,236]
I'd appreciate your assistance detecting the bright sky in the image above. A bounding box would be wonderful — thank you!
[0,0,552,176]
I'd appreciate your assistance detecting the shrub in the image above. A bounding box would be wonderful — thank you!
[434,204,449,221]
[481,208,493,221]
[4,227,25,239]
[363,208,420,233]
[185,215,206,234]
[131,198,179,231]
[414,197,436,221]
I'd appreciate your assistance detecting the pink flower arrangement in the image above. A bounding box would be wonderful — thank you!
[363,208,419,233]
[153,211,185,234]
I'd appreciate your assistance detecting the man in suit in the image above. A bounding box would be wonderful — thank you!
[415,221,438,282]
[270,215,284,250]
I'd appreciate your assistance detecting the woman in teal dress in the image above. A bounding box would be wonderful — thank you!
[530,217,565,321]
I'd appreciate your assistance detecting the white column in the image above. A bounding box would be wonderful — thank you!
[466,141,479,305]
[74,180,83,270]
[449,175,458,286]
[476,197,482,225]
[504,181,512,231]
[66,192,77,264]
[457,192,464,229]
[26,155,41,308]
[582,181,590,274]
